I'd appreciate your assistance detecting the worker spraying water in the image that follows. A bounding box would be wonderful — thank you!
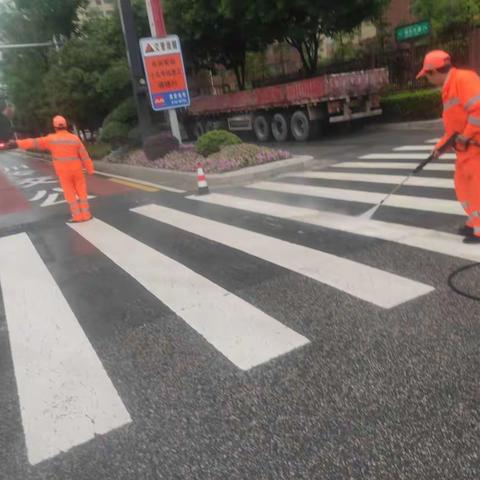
[362,50,480,244]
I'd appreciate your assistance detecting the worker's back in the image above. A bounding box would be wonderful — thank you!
[18,129,92,175]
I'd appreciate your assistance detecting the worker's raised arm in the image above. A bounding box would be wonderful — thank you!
[16,136,50,152]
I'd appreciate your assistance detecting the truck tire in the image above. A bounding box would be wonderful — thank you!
[193,120,205,139]
[290,110,313,142]
[271,113,290,142]
[253,115,271,142]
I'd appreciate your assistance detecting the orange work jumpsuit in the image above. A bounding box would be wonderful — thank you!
[436,68,480,236]
[17,130,94,222]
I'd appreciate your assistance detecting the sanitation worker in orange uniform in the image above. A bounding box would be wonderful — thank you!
[417,50,480,243]
[10,115,94,223]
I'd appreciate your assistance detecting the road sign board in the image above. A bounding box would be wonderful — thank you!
[139,35,190,112]
[395,21,431,43]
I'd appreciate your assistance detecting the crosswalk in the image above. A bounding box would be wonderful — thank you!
[0,136,470,466]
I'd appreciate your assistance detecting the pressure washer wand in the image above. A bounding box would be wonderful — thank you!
[360,134,458,220]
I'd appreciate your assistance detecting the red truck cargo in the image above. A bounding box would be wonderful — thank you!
[183,68,389,142]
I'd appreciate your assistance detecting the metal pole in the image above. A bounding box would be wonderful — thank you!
[145,0,182,143]
[0,42,53,49]
[118,0,152,139]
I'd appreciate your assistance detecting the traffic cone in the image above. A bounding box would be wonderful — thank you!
[197,162,210,195]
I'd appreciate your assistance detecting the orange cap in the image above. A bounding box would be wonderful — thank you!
[416,50,451,79]
[53,115,67,129]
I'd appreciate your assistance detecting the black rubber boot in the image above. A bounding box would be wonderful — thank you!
[458,225,474,236]
[462,235,480,244]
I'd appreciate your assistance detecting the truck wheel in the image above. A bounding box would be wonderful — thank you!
[290,110,313,142]
[271,113,290,142]
[193,120,205,139]
[253,115,271,142]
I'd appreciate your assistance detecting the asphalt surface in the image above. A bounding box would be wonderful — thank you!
[1,126,479,480]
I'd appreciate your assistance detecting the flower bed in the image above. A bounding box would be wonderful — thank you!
[104,143,291,174]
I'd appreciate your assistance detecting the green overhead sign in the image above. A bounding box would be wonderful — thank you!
[395,21,431,42]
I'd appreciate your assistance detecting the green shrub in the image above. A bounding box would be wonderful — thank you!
[381,89,442,122]
[103,98,137,127]
[143,131,179,161]
[86,142,112,160]
[127,126,142,147]
[196,129,242,156]
[100,121,130,147]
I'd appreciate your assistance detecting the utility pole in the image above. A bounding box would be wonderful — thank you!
[117,0,152,139]
[145,0,182,143]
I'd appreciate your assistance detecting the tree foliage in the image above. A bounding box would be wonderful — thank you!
[0,0,87,132]
[255,0,389,75]
[164,0,273,90]
[0,0,148,133]
[411,0,480,38]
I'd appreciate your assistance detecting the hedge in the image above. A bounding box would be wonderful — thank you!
[86,142,112,160]
[196,130,242,156]
[381,89,442,122]
[100,121,130,147]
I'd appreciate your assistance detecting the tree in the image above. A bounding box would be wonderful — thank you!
[0,0,87,132]
[255,0,389,75]
[164,0,273,90]
[411,0,480,39]
[1,0,149,132]
[43,12,131,130]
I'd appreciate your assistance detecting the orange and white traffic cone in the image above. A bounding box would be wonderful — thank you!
[197,162,210,195]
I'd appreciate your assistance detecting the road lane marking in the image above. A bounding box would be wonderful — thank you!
[133,204,434,309]
[188,193,480,263]
[69,218,309,371]
[287,171,453,189]
[108,178,159,192]
[333,162,454,171]
[245,181,464,215]
[0,233,131,465]
[94,171,185,193]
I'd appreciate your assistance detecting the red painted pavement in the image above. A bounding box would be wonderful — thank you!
[0,172,30,215]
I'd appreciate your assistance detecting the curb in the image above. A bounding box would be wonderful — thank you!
[94,155,316,190]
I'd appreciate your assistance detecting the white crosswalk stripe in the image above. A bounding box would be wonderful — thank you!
[287,171,453,189]
[394,145,437,151]
[333,162,454,171]
[69,218,310,371]
[133,204,433,308]
[360,153,456,160]
[188,194,480,263]
[246,181,463,215]
[0,233,131,465]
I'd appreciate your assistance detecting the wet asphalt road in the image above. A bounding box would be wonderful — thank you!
[1,125,479,480]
